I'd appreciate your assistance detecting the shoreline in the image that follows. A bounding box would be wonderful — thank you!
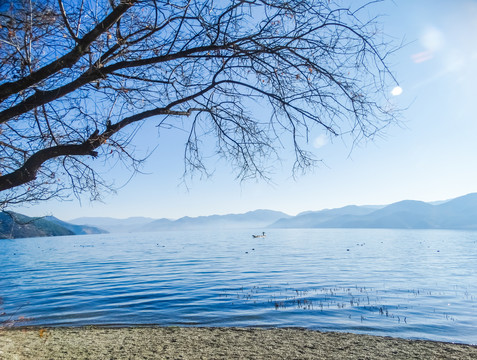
[1,327,477,359]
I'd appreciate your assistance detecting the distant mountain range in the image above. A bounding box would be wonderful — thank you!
[70,210,291,233]
[3,193,477,239]
[72,193,477,233]
[269,193,477,230]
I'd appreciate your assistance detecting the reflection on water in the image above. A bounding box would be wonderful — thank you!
[1,229,476,344]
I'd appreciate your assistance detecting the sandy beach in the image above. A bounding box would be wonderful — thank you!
[1,327,476,359]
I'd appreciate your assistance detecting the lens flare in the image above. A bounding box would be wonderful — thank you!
[391,86,403,96]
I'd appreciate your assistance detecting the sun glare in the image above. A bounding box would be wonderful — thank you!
[391,86,403,96]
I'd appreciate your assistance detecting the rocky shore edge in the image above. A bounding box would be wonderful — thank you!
[1,327,477,359]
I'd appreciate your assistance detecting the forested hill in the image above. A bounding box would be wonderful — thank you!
[0,212,106,239]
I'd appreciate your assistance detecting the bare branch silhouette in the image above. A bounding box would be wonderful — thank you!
[0,0,399,207]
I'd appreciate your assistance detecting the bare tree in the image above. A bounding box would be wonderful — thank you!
[0,0,398,209]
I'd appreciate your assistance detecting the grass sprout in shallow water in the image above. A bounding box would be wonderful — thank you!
[219,284,475,327]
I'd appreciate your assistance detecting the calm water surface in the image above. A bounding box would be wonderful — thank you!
[1,229,477,344]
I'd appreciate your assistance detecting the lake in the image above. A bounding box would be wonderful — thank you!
[1,229,476,344]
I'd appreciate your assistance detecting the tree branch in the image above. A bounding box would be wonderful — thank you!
[0,43,232,124]
[0,106,200,191]
[0,0,135,103]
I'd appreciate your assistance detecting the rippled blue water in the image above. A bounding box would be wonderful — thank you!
[1,229,477,344]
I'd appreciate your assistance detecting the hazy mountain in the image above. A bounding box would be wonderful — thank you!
[0,212,74,239]
[69,210,290,233]
[434,193,477,230]
[140,218,174,232]
[320,200,437,229]
[69,216,155,233]
[296,205,384,217]
[46,216,107,235]
[270,193,477,230]
[271,205,377,228]
[142,209,291,231]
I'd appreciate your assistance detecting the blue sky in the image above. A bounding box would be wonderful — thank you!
[15,0,477,220]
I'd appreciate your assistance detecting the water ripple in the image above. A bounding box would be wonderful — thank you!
[1,229,477,344]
